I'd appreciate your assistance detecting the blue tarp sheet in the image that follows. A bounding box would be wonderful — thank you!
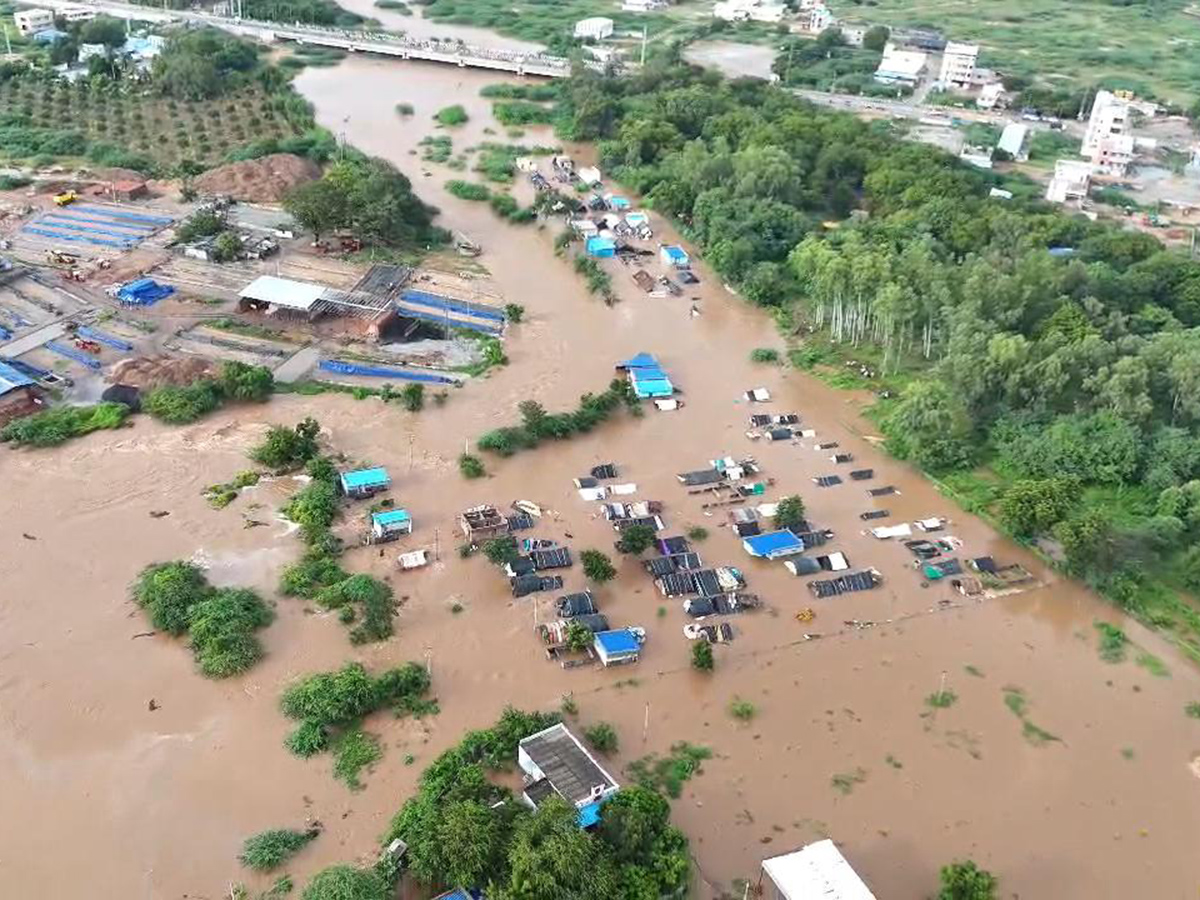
[0,325,10,341]
[44,212,156,233]
[400,289,505,322]
[595,628,640,656]
[29,218,142,242]
[586,237,616,257]
[319,359,459,384]
[46,341,102,370]
[743,530,803,558]
[392,305,501,336]
[0,359,33,395]
[118,279,174,306]
[77,326,133,351]
[632,378,674,398]
[73,205,173,226]
[619,352,660,370]
[23,226,131,249]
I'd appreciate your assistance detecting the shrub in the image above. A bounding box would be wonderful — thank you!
[750,348,780,363]
[1185,702,1200,719]
[581,549,616,583]
[686,526,709,541]
[503,303,525,323]
[458,453,486,479]
[394,101,414,115]
[315,574,396,644]
[187,587,274,678]
[240,828,318,871]
[445,179,491,201]
[285,720,329,757]
[301,865,389,900]
[333,728,382,789]
[434,105,469,126]
[143,379,223,424]
[584,721,618,754]
[399,383,424,412]
[492,100,553,126]
[0,401,129,446]
[219,360,274,401]
[691,641,714,672]
[134,561,211,636]
[483,536,520,566]
[729,697,757,721]
[283,479,339,530]
[564,621,593,652]
[252,418,321,470]
[938,860,998,900]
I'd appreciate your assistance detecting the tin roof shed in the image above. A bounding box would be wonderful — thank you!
[341,467,390,493]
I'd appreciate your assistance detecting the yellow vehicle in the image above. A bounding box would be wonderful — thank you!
[53,191,77,207]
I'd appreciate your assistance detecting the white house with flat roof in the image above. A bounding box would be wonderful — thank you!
[1046,159,1092,204]
[574,16,614,40]
[13,8,53,34]
[1082,90,1129,161]
[713,0,787,23]
[761,840,877,900]
[875,43,927,85]
[622,0,668,10]
[938,41,978,89]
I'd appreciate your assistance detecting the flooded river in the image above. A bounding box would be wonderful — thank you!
[3,56,1200,900]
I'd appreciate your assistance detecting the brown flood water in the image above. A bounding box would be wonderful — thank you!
[3,56,1200,899]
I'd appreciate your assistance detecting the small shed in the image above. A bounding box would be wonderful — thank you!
[659,244,689,267]
[371,508,412,540]
[594,628,643,667]
[785,556,822,576]
[0,359,40,424]
[238,275,326,321]
[743,530,804,560]
[762,839,877,900]
[585,236,617,258]
[340,466,390,498]
[577,166,602,186]
[574,16,615,39]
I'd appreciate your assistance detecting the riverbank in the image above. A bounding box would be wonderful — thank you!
[3,54,1200,900]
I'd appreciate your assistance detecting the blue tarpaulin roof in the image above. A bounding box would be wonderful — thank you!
[619,352,660,369]
[632,377,674,398]
[662,245,688,261]
[743,530,804,558]
[0,360,34,396]
[586,237,617,257]
[595,629,640,656]
[341,467,390,490]
[372,509,411,526]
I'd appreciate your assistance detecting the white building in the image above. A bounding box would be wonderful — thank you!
[1045,159,1092,204]
[713,0,787,24]
[997,122,1028,161]
[1082,90,1129,163]
[13,8,54,35]
[839,24,866,46]
[761,840,877,900]
[976,81,1005,110]
[794,0,833,33]
[938,41,978,89]
[875,43,927,85]
[1093,134,1135,176]
[574,16,614,40]
[517,723,620,828]
[78,43,107,63]
[57,4,96,23]
[622,0,668,10]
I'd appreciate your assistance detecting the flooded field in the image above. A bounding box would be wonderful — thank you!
[3,56,1200,900]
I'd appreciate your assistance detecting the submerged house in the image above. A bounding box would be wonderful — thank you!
[616,352,674,399]
[339,466,390,498]
[743,530,805,560]
[370,508,412,541]
[594,628,643,666]
[761,839,877,899]
[518,723,620,827]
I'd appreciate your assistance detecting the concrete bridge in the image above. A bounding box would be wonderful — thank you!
[35,0,573,77]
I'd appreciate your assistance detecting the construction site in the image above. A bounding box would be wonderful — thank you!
[0,172,510,411]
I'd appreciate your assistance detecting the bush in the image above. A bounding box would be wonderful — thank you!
[458,453,486,479]
[252,418,321,470]
[284,479,339,531]
[581,549,616,583]
[750,347,780,363]
[616,523,656,555]
[187,587,274,678]
[584,721,618,754]
[686,526,709,541]
[143,379,223,424]
[302,865,390,900]
[492,100,553,126]
[938,860,998,900]
[134,561,211,636]
[332,728,382,789]
[446,179,491,201]
[240,828,318,871]
[399,383,424,412]
[728,697,756,721]
[0,402,129,446]
[434,104,468,126]
[691,641,714,672]
[315,573,396,644]
[483,536,520,566]
[285,720,329,757]
[503,303,525,323]
[219,360,274,401]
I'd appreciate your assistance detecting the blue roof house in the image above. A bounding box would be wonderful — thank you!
[339,466,390,498]
[593,628,643,666]
[518,723,620,828]
[743,530,805,560]
[616,352,674,398]
[371,508,412,539]
[585,236,617,258]
[659,244,689,267]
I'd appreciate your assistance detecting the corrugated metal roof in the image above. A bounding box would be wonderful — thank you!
[998,123,1028,156]
[238,275,327,311]
[762,840,877,900]
[595,628,640,655]
[0,360,34,396]
[743,530,803,557]
[341,467,390,490]
[372,509,411,526]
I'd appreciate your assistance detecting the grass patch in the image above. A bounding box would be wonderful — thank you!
[332,728,382,790]
[1136,652,1170,678]
[419,134,452,162]
[627,742,712,798]
[0,401,130,447]
[446,179,491,201]
[1095,621,1129,663]
[926,689,958,709]
[1002,686,1061,747]
[240,827,318,871]
[964,665,984,678]
[729,697,757,721]
[830,767,867,795]
[434,104,468,126]
[750,347,780,364]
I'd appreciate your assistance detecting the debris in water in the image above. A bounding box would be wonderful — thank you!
[22,533,37,541]
[148,699,159,711]
[149,511,170,519]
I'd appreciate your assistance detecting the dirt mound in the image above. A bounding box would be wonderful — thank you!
[110,355,216,389]
[194,153,321,203]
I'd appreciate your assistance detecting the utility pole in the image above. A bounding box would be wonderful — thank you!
[640,26,646,67]
[3,24,12,58]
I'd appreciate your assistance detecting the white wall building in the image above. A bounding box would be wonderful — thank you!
[77,42,107,62]
[793,0,833,33]
[938,41,978,89]
[976,81,1005,109]
[1045,159,1092,204]
[997,122,1029,161]
[713,0,787,24]
[761,840,877,900]
[622,0,668,10]
[13,8,54,35]
[574,16,614,40]
[1082,90,1129,162]
[875,42,927,85]
[58,4,96,23]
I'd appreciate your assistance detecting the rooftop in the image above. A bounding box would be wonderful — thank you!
[0,360,35,396]
[238,275,328,311]
[519,723,618,805]
[762,840,877,900]
[595,628,640,655]
[341,467,390,489]
[372,509,411,526]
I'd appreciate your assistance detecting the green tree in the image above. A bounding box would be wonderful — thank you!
[400,383,425,411]
[615,524,656,555]
[483,536,520,566]
[691,641,714,672]
[564,621,593,652]
[219,361,275,402]
[252,418,321,470]
[211,230,243,262]
[581,549,617,583]
[997,478,1077,537]
[1053,509,1114,576]
[773,495,806,532]
[187,586,274,678]
[133,561,211,636]
[301,865,389,900]
[938,860,998,900]
[283,177,349,242]
[80,16,127,47]
[862,25,890,52]
[883,380,975,472]
[433,799,510,889]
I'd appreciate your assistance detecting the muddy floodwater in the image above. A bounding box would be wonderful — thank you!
[4,56,1200,900]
